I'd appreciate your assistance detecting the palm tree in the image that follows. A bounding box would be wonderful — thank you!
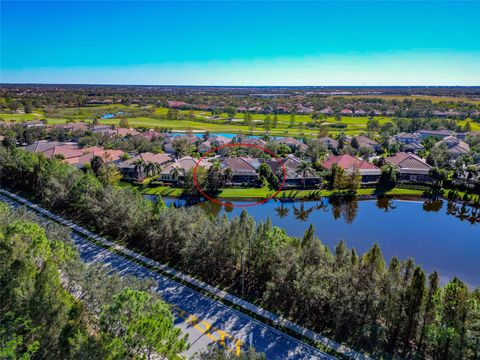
[296,161,315,189]
[144,162,162,178]
[170,166,186,185]
[133,159,147,180]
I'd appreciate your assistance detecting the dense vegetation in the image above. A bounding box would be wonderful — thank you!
[0,202,188,359]
[1,147,479,358]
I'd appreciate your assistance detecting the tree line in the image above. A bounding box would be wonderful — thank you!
[0,147,479,359]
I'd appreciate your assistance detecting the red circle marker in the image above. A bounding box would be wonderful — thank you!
[193,143,287,208]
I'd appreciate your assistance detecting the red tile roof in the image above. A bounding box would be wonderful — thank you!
[322,154,378,170]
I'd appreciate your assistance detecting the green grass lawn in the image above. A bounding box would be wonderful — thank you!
[122,182,427,200]
[2,104,478,136]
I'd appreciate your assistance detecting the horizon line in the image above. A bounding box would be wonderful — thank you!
[2,82,480,88]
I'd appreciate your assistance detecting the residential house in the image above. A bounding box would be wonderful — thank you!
[116,128,140,137]
[160,156,210,183]
[272,137,308,152]
[340,109,353,116]
[267,155,321,188]
[81,146,125,164]
[24,141,85,164]
[394,132,422,145]
[140,130,165,141]
[385,152,432,183]
[22,120,45,128]
[198,135,231,153]
[118,152,174,181]
[92,125,117,136]
[319,108,334,115]
[221,157,261,185]
[391,132,425,153]
[52,122,89,133]
[418,129,456,140]
[241,138,267,147]
[352,135,381,152]
[354,109,367,116]
[322,154,381,183]
[436,136,470,159]
[317,137,339,151]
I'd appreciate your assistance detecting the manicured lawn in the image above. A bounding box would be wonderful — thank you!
[458,119,480,131]
[124,183,427,200]
[2,104,478,136]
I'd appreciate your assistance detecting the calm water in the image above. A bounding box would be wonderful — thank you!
[152,196,480,287]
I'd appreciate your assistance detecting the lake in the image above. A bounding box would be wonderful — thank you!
[156,196,480,287]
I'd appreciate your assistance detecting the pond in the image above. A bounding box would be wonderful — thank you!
[152,196,480,287]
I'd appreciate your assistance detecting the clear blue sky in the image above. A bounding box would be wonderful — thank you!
[1,1,479,85]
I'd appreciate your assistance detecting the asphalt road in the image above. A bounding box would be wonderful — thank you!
[0,192,337,360]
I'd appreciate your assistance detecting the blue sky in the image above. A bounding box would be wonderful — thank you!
[1,1,479,85]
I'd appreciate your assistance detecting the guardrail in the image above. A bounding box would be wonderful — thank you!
[0,187,371,360]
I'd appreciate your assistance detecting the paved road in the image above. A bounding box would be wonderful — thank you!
[0,192,337,359]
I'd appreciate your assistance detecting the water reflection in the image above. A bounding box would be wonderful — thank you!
[376,196,397,212]
[274,203,290,218]
[292,203,314,222]
[328,197,359,224]
[147,194,480,285]
[151,193,480,226]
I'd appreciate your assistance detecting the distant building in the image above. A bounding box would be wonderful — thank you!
[340,109,353,116]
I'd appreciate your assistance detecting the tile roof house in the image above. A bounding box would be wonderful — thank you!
[241,138,267,147]
[198,135,231,153]
[92,125,119,136]
[418,129,456,139]
[160,156,210,183]
[436,136,470,158]
[140,130,165,141]
[52,122,89,132]
[403,142,425,154]
[322,154,381,183]
[319,108,334,115]
[267,155,320,188]
[221,157,261,185]
[116,128,141,137]
[317,137,339,151]
[272,137,308,151]
[385,152,432,183]
[391,132,424,153]
[354,109,367,116]
[340,109,353,115]
[118,152,174,181]
[394,132,423,144]
[352,135,381,152]
[24,141,85,164]
[81,146,125,163]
